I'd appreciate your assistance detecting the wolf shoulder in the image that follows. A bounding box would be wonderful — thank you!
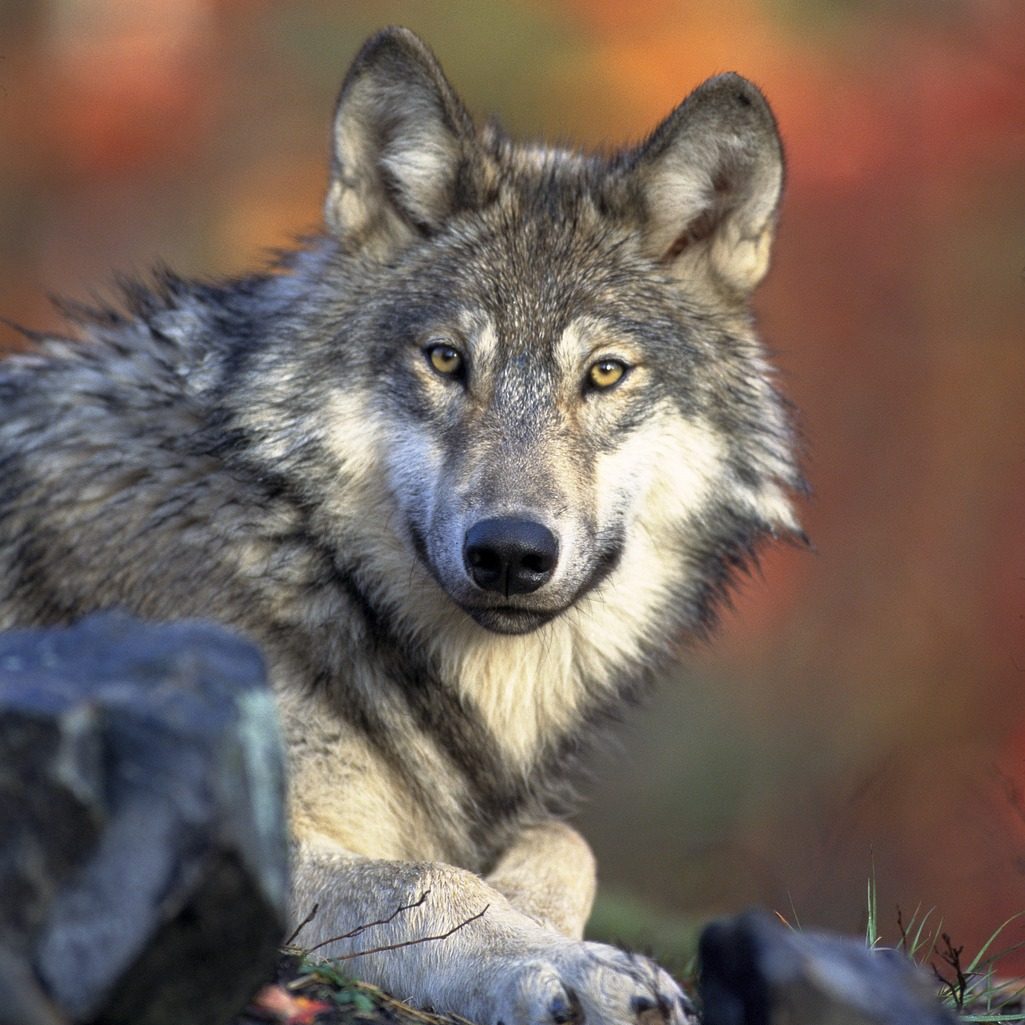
[0,293,301,632]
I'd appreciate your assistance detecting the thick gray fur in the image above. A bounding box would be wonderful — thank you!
[0,27,803,1025]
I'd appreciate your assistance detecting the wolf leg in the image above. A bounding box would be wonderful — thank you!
[485,820,596,939]
[290,839,690,1025]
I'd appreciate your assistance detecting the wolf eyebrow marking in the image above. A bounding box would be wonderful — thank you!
[554,317,643,376]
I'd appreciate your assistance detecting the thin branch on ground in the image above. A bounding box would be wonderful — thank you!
[303,890,434,955]
[329,904,490,962]
[932,932,968,1010]
[285,902,320,946]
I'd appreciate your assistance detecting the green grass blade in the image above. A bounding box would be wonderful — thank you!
[966,912,1025,973]
[785,890,802,932]
[866,870,879,948]
[958,1014,1025,1022]
[910,906,938,959]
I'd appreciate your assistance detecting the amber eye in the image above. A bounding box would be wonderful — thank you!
[426,344,464,378]
[587,358,628,391]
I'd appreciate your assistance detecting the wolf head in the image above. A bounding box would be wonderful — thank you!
[233,28,802,648]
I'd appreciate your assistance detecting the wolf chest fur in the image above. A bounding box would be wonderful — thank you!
[0,26,802,1025]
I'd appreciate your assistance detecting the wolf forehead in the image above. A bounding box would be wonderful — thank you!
[322,154,746,382]
[356,213,709,366]
[327,200,764,444]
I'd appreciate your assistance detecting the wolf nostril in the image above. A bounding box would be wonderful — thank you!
[463,517,559,597]
[520,552,551,574]
[467,546,502,573]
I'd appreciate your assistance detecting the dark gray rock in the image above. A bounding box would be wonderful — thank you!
[0,612,289,1025]
[0,673,105,947]
[698,910,958,1025]
[0,943,68,1025]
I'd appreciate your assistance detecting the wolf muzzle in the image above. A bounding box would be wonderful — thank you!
[463,517,558,597]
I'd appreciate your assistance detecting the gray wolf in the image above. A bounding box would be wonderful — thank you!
[0,27,802,1025]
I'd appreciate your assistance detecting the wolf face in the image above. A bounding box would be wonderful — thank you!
[369,228,749,638]
[242,29,803,642]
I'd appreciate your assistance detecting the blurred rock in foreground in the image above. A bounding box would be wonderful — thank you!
[699,909,958,1025]
[0,612,289,1025]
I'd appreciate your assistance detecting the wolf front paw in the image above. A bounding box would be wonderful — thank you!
[490,942,695,1025]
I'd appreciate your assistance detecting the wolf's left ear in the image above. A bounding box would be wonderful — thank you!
[632,74,784,296]
[325,27,480,254]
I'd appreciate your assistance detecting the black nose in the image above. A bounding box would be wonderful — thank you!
[463,517,559,596]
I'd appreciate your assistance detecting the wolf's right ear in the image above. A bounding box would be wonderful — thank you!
[325,27,480,256]
[631,74,784,297]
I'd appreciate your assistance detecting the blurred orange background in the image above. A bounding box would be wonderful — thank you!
[2,0,1024,971]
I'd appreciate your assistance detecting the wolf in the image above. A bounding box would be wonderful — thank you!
[0,26,802,1025]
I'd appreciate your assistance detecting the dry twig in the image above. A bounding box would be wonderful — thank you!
[304,890,434,956]
[931,932,968,1010]
[330,904,490,962]
[285,902,320,946]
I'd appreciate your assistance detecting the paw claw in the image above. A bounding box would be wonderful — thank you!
[631,994,671,1025]
[677,992,699,1024]
[550,987,582,1025]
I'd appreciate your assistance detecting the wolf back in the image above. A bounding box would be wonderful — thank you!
[0,26,803,1025]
